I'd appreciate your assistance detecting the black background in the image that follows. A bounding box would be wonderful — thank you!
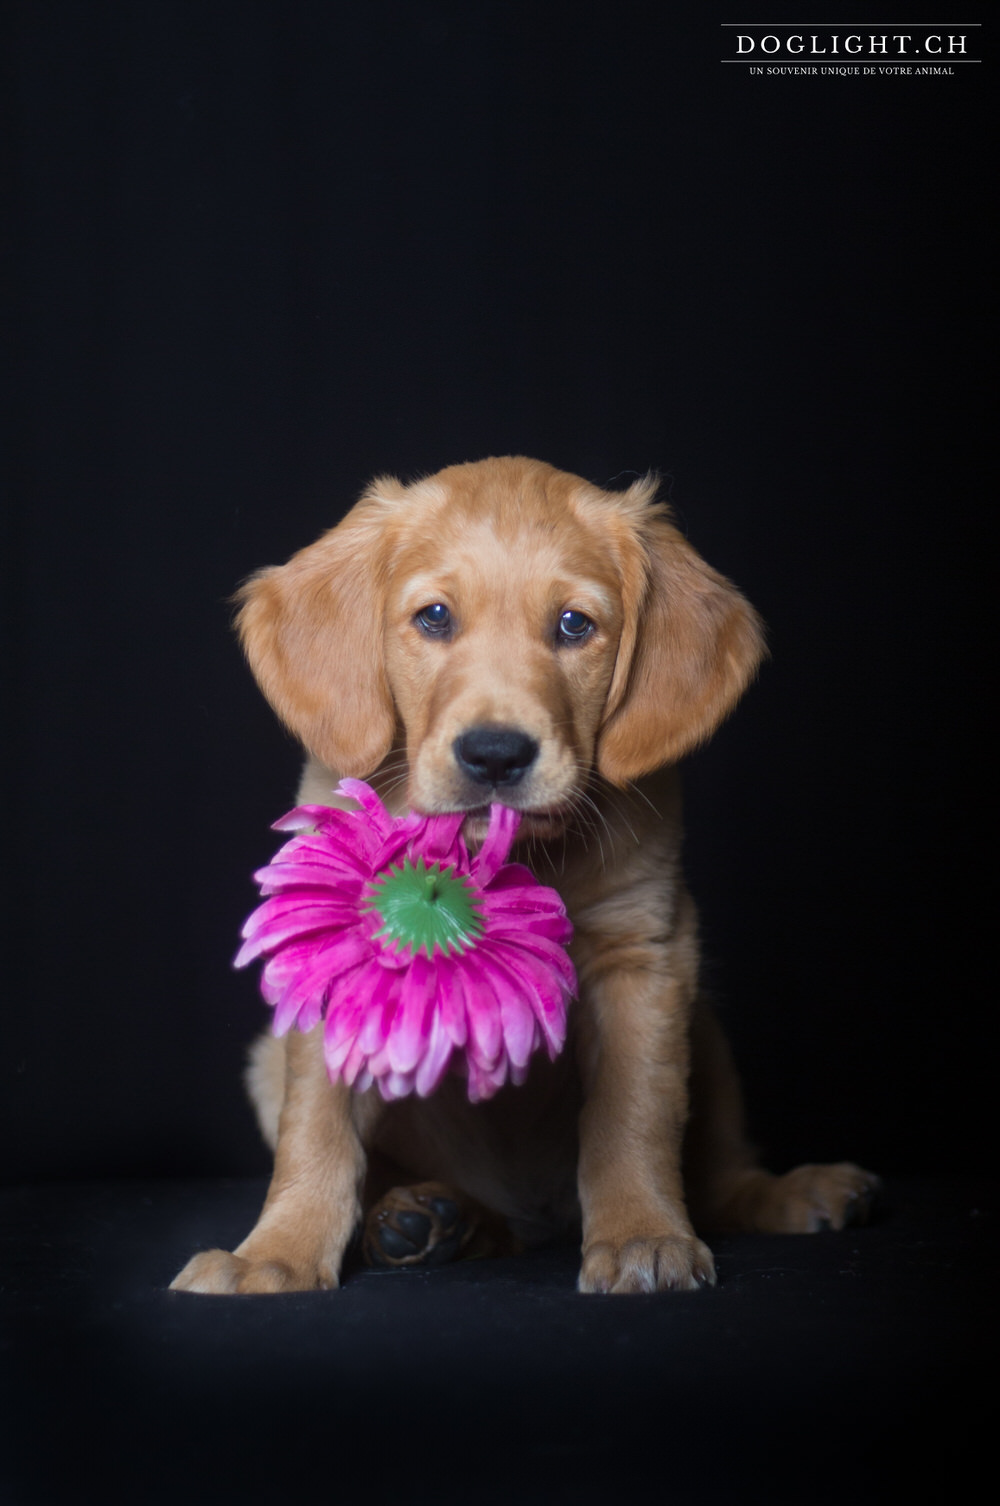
[4,2,991,1190]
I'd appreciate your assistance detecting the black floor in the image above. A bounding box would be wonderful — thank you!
[3,1175,994,1505]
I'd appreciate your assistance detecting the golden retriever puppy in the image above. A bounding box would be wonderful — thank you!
[172,457,877,1297]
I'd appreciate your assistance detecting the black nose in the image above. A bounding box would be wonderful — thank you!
[454,727,539,788]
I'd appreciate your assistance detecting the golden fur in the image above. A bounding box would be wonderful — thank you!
[172,457,876,1296]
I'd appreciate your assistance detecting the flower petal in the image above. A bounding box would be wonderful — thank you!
[435,956,468,1048]
[336,779,395,837]
[322,965,376,1075]
[356,968,398,1055]
[481,942,569,1058]
[269,830,373,878]
[235,898,362,968]
[466,1052,511,1103]
[380,1068,417,1101]
[264,930,374,1027]
[471,804,521,885]
[385,952,435,1074]
[483,928,578,993]
[462,963,504,1071]
[340,1036,373,1088]
[483,907,572,944]
[272,803,349,832]
[239,888,353,939]
[481,866,570,917]
[499,982,536,1069]
[415,1010,454,1097]
[253,858,366,894]
[479,862,541,894]
[419,811,468,865]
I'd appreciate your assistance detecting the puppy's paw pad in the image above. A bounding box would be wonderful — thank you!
[364,1183,467,1269]
[579,1234,717,1295]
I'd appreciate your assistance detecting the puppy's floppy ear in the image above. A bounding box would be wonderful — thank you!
[235,497,397,776]
[597,507,766,785]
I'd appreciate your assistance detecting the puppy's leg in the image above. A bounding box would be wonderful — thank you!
[171,1027,380,1294]
[684,998,880,1233]
[575,897,717,1295]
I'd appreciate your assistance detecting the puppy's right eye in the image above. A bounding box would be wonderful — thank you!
[415,603,452,636]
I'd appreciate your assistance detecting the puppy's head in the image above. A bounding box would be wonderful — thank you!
[236,457,765,833]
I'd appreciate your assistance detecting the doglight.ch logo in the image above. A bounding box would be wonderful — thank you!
[721,23,982,75]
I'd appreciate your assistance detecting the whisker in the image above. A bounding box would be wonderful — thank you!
[582,771,651,846]
[565,790,606,870]
[621,779,661,819]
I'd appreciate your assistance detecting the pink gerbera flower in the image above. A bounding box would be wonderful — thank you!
[235,780,576,1102]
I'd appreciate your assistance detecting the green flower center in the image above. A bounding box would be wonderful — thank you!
[364,858,484,958]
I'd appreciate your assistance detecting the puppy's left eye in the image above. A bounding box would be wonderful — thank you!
[557,609,594,644]
[415,603,452,636]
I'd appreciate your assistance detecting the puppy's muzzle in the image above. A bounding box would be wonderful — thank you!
[453,726,539,788]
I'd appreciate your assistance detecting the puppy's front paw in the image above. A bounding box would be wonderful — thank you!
[579,1233,717,1295]
[169,1247,337,1295]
